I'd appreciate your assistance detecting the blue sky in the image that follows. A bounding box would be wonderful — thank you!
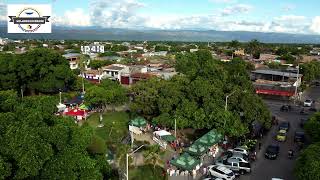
[1,0,320,34]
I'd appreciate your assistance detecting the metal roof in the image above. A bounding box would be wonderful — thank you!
[252,69,302,78]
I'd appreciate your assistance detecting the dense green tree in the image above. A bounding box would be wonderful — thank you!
[143,145,164,171]
[300,61,320,83]
[0,48,75,94]
[89,60,113,69]
[155,45,169,52]
[304,112,320,142]
[111,45,128,52]
[85,79,127,112]
[131,51,271,137]
[246,39,261,59]
[294,143,320,180]
[0,91,111,179]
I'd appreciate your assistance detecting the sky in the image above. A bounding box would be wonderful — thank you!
[1,0,320,35]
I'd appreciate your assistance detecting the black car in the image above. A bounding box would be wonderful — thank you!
[300,119,308,128]
[280,105,291,112]
[294,131,305,143]
[279,121,290,131]
[265,145,280,160]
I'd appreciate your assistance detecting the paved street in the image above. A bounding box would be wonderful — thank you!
[240,86,320,180]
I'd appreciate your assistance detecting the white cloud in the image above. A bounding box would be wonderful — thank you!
[53,8,90,26]
[89,0,145,28]
[220,4,253,16]
[310,16,320,34]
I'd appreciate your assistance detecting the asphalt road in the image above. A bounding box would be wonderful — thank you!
[239,86,320,180]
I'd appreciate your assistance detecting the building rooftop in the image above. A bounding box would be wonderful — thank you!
[252,69,302,78]
[62,53,81,58]
[103,65,125,71]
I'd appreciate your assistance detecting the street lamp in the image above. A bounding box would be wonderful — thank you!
[125,145,144,180]
[224,89,247,127]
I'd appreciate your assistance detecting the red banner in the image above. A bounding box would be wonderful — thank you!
[256,89,295,96]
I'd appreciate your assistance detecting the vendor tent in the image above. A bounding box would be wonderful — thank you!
[161,134,176,142]
[130,117,147,127]
[196,129,223,146]
[64,108,85,116]
[184,142,209,156]
[170,153,200,171]
[79,104,89,111]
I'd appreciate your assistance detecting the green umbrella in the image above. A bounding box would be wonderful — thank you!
[130,117,147,127]
[185,142,209,156]
[170,153,200,171]
[161,134,176,142]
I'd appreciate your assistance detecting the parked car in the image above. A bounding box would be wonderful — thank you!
[222,153,249,163]
[265,145,280,160]
[294,131,305,143]
[279,121,290,131]
[304,99,313,107]
[227,147,249,156]
[280,105,291,112]
[203,177,223,180]
[300,118,307,128]
[215,158,251,175]
[276,129,287,142]
[208,165,235,180]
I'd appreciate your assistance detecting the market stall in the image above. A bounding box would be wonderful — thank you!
[129,117,147,135]
[170,153,201,172]
[153,130,176,149]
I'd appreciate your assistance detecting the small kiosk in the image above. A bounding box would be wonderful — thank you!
[152,130,176,149]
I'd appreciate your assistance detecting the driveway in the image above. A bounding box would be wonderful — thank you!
[240,86,320,180]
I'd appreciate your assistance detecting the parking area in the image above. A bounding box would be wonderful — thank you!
[239,86,320,180]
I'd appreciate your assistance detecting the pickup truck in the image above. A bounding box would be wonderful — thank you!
[215,158,251,175]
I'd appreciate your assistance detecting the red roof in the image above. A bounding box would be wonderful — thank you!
[256,89,295,96]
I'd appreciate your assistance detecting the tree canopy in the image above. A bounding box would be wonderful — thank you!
[0,48,75,95]
[130,50,271,137]
[0,90,110,179]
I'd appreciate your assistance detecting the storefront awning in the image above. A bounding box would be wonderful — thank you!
[256,89,295,96]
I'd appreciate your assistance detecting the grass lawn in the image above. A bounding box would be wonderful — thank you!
[129,165,167,180]
[86,111,130,147]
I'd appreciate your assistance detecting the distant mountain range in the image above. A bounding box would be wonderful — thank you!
[1,24,320,43]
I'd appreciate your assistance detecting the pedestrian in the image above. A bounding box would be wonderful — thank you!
[258,142,262,150]
[203,167,207,176]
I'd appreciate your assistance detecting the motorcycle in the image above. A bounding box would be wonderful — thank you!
[288,150,294,159]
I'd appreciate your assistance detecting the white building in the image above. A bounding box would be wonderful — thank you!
[101,64,129,81]
[62,53,82,70]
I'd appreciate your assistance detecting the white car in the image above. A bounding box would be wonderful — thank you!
[208,165,235,180]
[227,147,249,156]
[221,152,249,163]
[304,99,313,107]
[203,178,223,180]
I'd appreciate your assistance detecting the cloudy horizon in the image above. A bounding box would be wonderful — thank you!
[1,0,320,35]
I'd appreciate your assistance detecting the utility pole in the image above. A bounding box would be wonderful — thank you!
[20,86,24,99]
[294,65,300,105]
[174,118,177,138]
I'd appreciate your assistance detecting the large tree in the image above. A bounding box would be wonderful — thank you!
[85,79,127,112]
[294,143,320,180]
[131,50,271,137]
[0,48,75,94]
[0,91,109,179]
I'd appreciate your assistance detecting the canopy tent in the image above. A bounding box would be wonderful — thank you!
[65,95,84,106]
[153,130,171,137]
[184,142,209,156]
[79,104,90,111]
[64,108,86,116]
[195,129,223,147]
[56,103,66,112]
[129,117,147,128]
[170,153,200,171]
[161,134,176,142]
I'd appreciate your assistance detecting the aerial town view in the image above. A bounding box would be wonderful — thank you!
[0,0,320,180]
